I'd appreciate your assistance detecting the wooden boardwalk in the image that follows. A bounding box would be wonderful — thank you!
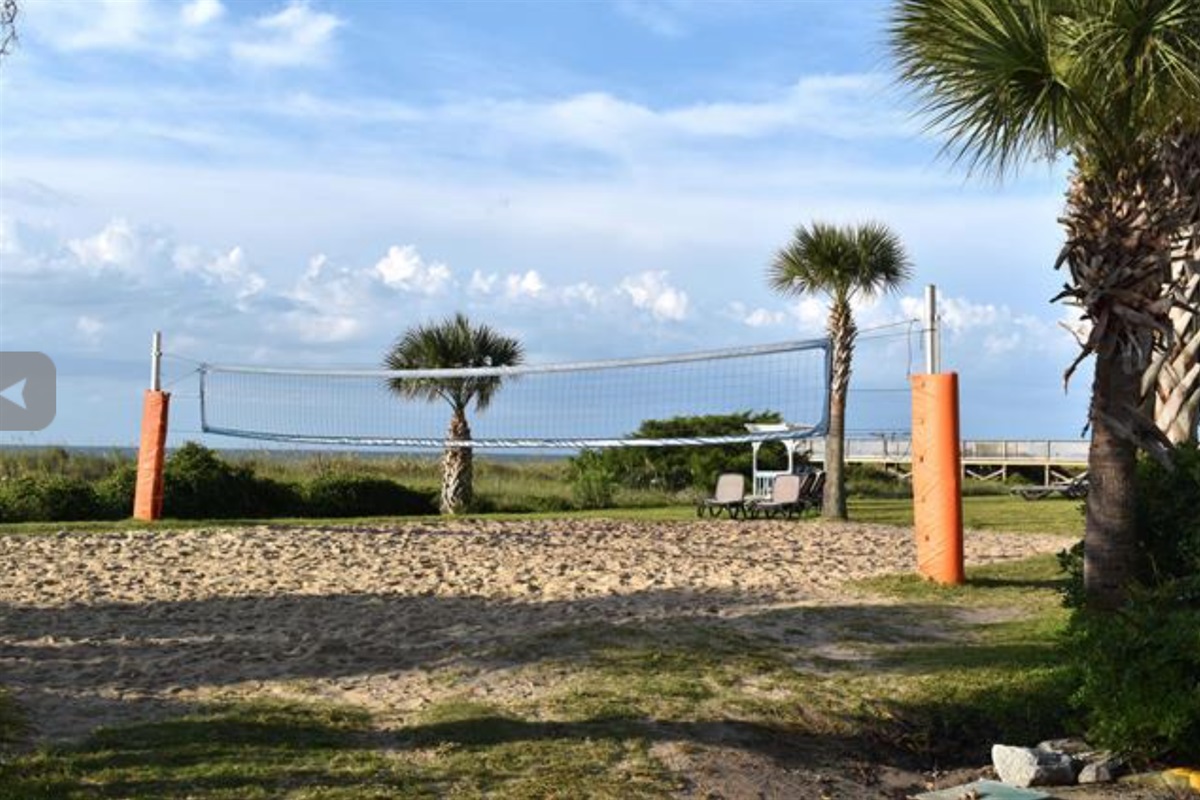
[800,438,1089,484]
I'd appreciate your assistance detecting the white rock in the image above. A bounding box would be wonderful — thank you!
[1036,737,1091,756]
[992,744,1077,787]
[1077,758,1120,784]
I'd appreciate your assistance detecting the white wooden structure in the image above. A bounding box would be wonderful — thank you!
[745,423,815,498]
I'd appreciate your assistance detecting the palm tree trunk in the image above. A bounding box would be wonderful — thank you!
[823,296,855,520]
[1148,258,1200,444]
[1059,163,1181,610]
[1085,347,1143,610]
[441,409,473,514]
[1146,128,1200,444]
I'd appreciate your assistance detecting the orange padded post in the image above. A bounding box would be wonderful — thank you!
[910,373,964,584]
[133,390,170,521]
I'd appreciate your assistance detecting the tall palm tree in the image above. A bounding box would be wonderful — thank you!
[383,313,524,514]
[1147,245,1200,445]
[891,0,1200,609]
[769,221,913,520]
[1147,130,1200,445]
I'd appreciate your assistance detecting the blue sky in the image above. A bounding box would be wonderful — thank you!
[0,0,1090,448]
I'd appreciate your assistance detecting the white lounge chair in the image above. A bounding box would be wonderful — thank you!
[697,473,746,519]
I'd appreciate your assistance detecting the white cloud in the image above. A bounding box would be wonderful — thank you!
[619,271,689,321]
[468,270,498,295]
[27,0,214,57]
[561,282,601,307]
[373,245,451,295]
[897,293,1077,358]
[30,0,153,51]
[174,245,266,301]
[67,218,168,274]
[745,307,787,328]
[232,1,342,68]
[182,0,224,27]
[727,301,788,328]
[480,73,907,157]
[788,297,828,333]
[504,270,546,299]
[269,255,368,345]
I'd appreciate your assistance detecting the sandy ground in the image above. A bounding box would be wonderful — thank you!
[0,518,1100,797]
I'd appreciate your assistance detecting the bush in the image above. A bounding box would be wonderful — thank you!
[1060,443,1200,761]
[845,464,910,499]
[1134,443,1200,583]
[0,474,105,522]
[570,450,615,509]
[303,474,435,517]
[94,463,138,519]
[163,442,297,519]
[575,411,786,493]
[1069,578,1200,761]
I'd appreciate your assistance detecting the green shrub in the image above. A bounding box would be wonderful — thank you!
[94,462,138,519]
[1056,540,1086,610]
[302,474,435,517]
[1134,443,1200,583]
[0,474,104,522]
[1060,444,1200,761]
[570,450,616,509]
[576,411,785,493]
[1069,577,1200,761]
[845,464,910,499]
[163,442,297,519]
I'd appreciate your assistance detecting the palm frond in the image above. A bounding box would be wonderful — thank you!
[891,0,1200,176]
[382,312,525,414]
[890,0,1085,176]
[768,221,913,304]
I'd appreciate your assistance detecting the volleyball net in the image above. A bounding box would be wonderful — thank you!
[198,338,832,449]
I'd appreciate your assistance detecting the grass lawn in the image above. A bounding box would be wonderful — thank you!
[850,494,1085,536]
[0,552,1076,799]
[0,494,1084,536]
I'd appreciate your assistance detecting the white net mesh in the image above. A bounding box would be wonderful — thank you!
[199,339,831,449]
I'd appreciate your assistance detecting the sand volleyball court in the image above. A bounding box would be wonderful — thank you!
[0,519,1072,743]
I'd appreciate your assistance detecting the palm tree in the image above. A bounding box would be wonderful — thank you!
[769,221,913,520]
[1148,130,1200,446]
[891,0,1200,609]
[1147,240,1200,445]
[383,313,524,514]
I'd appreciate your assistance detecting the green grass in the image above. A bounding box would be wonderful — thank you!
[0,688,26,750]
[0,494,1085,535]
[0,700,674,799]
[850,494,1085,535]
[845,557,1075,760]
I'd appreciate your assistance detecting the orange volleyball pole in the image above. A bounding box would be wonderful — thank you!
[133,332,170,521]
[910,373,965,584]
[909,285,964,585]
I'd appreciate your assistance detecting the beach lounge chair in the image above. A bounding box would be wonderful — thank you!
[746,473,804,519]
[1012,472,1089,501]
[697,473,746,519]
[800,470,826,513]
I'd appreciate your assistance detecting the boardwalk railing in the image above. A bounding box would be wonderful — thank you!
[796,438,1089,484]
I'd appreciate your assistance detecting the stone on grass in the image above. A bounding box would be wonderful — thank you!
[1077,755,1121,784]
[991,744,1077,787]
[1035,738,1091,756]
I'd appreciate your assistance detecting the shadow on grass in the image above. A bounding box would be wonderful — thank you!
[966,576,1067,591]
[0,698,955,800]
